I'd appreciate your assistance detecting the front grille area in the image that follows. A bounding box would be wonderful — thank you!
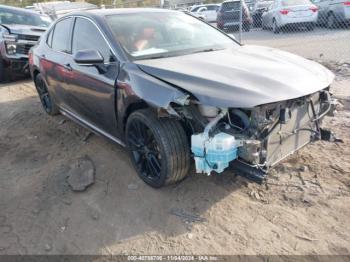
[17,34,40,42]
[266,93,320,167]
[16,43,34,55]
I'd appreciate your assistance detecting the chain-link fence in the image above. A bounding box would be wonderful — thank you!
[216,0,350,64]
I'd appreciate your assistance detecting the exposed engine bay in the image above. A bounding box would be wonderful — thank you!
[172,88,338,182]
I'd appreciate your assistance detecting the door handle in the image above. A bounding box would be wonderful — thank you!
[63,63,73,71]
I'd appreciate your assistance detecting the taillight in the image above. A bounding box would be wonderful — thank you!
[309,6,318,12]
[344,1,350,5]
[280,9,290,15]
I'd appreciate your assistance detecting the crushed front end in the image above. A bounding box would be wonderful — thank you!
[175,88,337,182]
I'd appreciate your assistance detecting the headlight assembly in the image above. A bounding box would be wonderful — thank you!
[6,43,17,55]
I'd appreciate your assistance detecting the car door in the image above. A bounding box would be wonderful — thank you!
[40,17,73,106]
[63,17,119,137]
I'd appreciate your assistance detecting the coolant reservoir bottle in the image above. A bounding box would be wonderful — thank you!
[191,132,238,175]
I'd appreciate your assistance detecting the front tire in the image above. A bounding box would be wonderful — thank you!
[34,73,59,116]
[126,109,190,188]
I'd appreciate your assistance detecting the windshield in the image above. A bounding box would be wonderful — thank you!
[0,9,51,27]
[106,12,236,60]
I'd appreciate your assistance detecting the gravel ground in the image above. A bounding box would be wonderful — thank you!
[0,42,349,255]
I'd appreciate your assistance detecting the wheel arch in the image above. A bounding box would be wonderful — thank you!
[122,100,151,131]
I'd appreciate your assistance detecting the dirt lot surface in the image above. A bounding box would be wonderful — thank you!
[1,63,350,255]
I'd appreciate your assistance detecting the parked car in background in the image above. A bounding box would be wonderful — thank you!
[190,4,221,22]
[217,0,253,31]
[252,0,274,27]
[261,0,319,33]
[312,0,350,28]
[0,5,51,82]
[30,9,335,188]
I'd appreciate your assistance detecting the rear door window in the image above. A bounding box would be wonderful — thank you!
[51,18,73,53]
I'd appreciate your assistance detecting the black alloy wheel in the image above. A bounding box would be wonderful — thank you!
[35,74,59,115]
[126,109,190,188]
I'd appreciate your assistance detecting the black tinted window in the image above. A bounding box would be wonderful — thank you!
[72,18,114,63]
[52,18,72,53]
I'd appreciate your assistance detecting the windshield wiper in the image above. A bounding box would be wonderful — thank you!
[148,55,170,59]
[189,48,223,55]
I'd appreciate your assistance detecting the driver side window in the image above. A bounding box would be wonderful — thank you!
[72,17,115,63]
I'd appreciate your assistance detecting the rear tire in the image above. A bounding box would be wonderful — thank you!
[126,109,190,188]
[34,73,59,116]
[272,19,280,34]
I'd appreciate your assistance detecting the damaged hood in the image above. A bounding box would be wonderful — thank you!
[135,45,334,108]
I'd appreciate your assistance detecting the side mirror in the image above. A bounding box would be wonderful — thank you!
[73,49,104,65]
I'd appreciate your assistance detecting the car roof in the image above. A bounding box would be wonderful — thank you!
[64,8,179,20]
[87,8,176,16]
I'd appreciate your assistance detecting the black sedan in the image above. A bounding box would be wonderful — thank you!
[29,8,335,188]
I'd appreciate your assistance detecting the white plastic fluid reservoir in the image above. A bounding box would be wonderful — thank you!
[191,132,238,175]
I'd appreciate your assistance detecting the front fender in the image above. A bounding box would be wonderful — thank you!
[116,62,190,133]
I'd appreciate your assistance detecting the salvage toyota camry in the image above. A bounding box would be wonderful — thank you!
[29,8,336,188]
